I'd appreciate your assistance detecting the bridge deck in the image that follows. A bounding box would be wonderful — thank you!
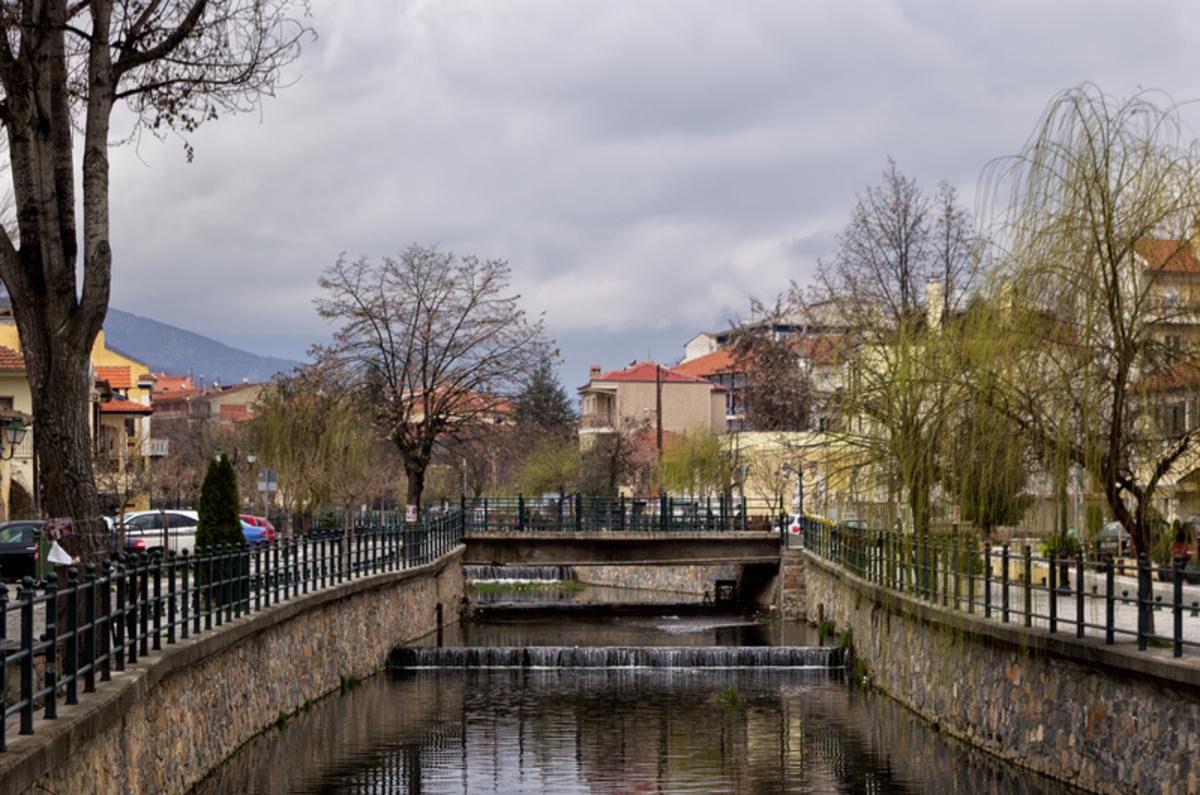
[463,531,782,566]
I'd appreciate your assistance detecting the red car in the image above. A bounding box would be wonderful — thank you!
[239,515,276,544]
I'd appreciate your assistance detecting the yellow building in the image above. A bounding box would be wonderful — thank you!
[0,344,34,520]
[0,317,156,513]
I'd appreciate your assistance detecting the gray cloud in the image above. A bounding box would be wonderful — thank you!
[102,0,1200,380]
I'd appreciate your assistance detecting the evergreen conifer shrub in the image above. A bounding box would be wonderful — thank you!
[197,454,245,551]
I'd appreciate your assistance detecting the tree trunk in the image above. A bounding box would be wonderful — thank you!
[404,460,427,509]
[19,326,105,558]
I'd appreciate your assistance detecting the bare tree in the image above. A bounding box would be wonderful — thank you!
[800,160,978,534]
[314,245,550,507]
[0,1,311,556]
[729,297,809,432]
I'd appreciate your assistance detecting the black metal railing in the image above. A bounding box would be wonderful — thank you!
[801,515,1200,659]
[451,493,793,534]
[0,511,464,751]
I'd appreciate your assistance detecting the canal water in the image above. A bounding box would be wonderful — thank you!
[190,576,1077,794]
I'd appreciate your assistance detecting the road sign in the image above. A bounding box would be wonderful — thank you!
[257,469,278,493]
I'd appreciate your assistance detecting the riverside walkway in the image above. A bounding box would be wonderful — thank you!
[0,512,463,752]
[800,520,1200,658]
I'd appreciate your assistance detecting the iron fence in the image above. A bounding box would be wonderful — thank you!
[451,493,791,534]
[0,512,464,751]
[800,515,1200,659]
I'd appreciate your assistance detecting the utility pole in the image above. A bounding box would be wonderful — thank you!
[655,364,663,454]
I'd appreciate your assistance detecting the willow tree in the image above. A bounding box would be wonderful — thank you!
[982,84,1200,559]
[250,366,336,535]
[659,428,735,498]
[0,1,310,555]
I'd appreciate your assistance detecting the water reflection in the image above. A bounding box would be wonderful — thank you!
[193,668,1070,795]
[448,608,810,648]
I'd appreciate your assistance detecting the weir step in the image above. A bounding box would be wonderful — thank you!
[393,646,845,670]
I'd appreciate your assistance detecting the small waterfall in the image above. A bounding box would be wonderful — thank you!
[393,646,845,670]
[465,565,576,582]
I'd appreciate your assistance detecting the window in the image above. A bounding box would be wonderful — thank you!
[0,396,13,412]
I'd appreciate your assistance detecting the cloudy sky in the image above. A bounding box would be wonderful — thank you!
[104,0,1200,389]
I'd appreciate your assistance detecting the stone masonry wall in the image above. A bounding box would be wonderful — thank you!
[573,564,740,595]
[780,549,806,619]
[804,552,1200,795]
[0,551,464,795]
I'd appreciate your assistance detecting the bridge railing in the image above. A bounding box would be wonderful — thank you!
[454,493,791,534]
[801,515,1200,659]
[0,512,464,751]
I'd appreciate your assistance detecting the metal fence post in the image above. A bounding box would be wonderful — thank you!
[43,573,58,720]
[19,577,35,734]
[1048,549,1057,633]
[1175,555,1185,658]
[983,542,992,618]
[65,567,78,705]
[1105,556,1115,645]
[1023,544,1032,628]
[1137,553,1150,652]
[1002,543,1010,623]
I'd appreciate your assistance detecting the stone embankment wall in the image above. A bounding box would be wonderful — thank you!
[803,552,1200,795]
[780,549,806,618]
[573,564,740,595]
[0,551,463,795]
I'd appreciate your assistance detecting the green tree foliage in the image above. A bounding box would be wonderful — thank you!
[196,455,244,551]
[515,356,577,434]
[659,428,735,497]
[981,84,1200,557]
[517,435,580,497]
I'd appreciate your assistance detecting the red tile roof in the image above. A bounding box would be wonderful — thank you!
[95,366,132,389]
[590,361,718,385]
[100,396,154,415]
[0,344,24,370]
[151,374,195,394]
[674,349,742,378]
[1136,240,1200,273]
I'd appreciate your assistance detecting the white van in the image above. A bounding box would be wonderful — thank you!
[117,510,200,553]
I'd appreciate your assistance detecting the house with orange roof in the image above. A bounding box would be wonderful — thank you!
[577,361,726,449]
[150,381,267,429]
[0,309,161,511]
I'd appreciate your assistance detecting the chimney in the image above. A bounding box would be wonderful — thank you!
[926,280,944,330]
[589,365,601,380]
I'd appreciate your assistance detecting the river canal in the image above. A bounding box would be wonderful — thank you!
[190,580,1077,794]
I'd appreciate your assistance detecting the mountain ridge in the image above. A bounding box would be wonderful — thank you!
[103,307,305,385]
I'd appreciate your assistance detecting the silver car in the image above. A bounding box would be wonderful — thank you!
[116,510,199,553]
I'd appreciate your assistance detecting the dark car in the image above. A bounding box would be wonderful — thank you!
[1,520,146,580]
[1091,522,1131,556]
[0,520,40,580]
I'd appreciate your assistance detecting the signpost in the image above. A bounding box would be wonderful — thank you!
[256,468,278,529]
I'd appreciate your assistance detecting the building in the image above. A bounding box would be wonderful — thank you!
[577,361,726,449]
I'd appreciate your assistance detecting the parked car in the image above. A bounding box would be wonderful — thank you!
[0,520,146,580]
[239,515,276,544]
[0,520,40,580]
[241,520,272,547]
[117,510,200,553]
[1091,522,1130,556]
